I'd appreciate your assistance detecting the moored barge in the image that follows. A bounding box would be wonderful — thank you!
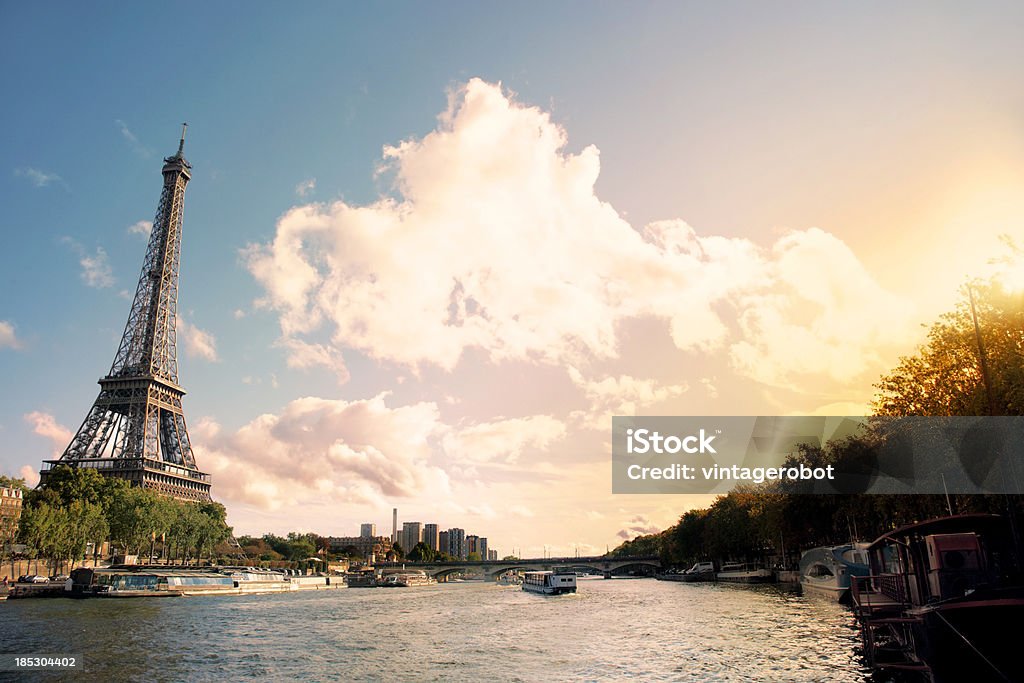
[851,514,1024,681]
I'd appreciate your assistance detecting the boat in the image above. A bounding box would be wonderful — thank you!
[716,562,773,583]
[223,567,293,594]
[377,569,436,587]
[799,544,869,602]
[67,566,341,597]
[657,561,716,582]
[521,569,577,595]
[851,514,1024,681]
[68,567,232,597]
[345,570,379,587]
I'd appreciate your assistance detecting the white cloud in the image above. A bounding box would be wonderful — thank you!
[0,320,22,350]
[247,79,916,393]
[15,167,62,188]
[177,319,219,362]
[191,393,449,511]
[24,411,72,456]
[61,238,114,288]
[19,465,40,487]
[295,177,316,197]
[127,220,152,237]
[233,309,246,319]
[727,228,916,386]
[277,337,349,384]
[115,119,152,157]
[442,415,566,464]
[568,366,688,430]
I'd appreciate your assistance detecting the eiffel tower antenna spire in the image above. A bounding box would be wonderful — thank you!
[41,129,211,502]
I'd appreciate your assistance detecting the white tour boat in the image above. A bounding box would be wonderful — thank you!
[521,569,577,595]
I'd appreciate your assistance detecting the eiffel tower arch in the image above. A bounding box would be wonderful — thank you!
[40,126,212,502]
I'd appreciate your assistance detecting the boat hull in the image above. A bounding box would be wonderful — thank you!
[907,594,1024,681]
[799,579,847,602]
[522,583,576,595]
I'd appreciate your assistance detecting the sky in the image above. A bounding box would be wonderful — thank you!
[2,2,1024,556]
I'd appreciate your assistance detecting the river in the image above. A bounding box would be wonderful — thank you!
[2,578,877,681]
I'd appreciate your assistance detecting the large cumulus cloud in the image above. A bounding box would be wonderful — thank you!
[246,78,915,392]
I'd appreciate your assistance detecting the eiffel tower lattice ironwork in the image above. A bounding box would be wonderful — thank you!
[41,126,212,502]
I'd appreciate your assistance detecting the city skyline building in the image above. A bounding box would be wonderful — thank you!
[359,523,376,538]
[401,521,422,553]
[423,523,439,552]
[438,530,450,556]
[447,528,466,559]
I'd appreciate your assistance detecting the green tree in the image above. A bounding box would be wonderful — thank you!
[466,551,482,561]
[407,542,435,562]
[61,500,109,569]
[107,487,162,557]
[33,465,128,509]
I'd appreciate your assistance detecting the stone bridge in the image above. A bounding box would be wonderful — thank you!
[375,555,662,581]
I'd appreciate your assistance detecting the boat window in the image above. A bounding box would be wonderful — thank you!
[807,564,834,578]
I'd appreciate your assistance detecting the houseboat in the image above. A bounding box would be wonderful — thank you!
[67,567,233,597]
[67,566,339,597]
[799,544,869,602]
[522,569,577,595]
[851,514,1024,681]
[716,563,773,583]
[378,569,436,587]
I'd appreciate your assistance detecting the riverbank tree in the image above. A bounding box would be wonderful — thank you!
[17,466,232,570]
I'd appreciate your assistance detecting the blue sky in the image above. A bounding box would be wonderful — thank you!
[2,3,1023,553]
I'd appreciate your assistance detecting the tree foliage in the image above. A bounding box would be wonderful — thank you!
[874,255,1024,417]
[18,466,233,568]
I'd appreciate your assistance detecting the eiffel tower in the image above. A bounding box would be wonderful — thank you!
[40,126,212,502]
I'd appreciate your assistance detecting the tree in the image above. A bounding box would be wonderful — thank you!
[874,264,1024,417]
[33,465,128,509]
[61,500,109,569]
[466,551,482,562]
[168,503,202,564]
[391,543,404,559]
[107,487,166,557]
[407,542,435,562]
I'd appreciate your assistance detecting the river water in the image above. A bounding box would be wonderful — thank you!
[2,578,876,682]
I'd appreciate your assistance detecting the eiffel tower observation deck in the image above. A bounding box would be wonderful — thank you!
[41,126,212,502]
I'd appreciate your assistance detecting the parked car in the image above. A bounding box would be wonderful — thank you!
[18,575,49,583]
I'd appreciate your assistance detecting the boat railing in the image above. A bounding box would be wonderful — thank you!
[851,574,910,612]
